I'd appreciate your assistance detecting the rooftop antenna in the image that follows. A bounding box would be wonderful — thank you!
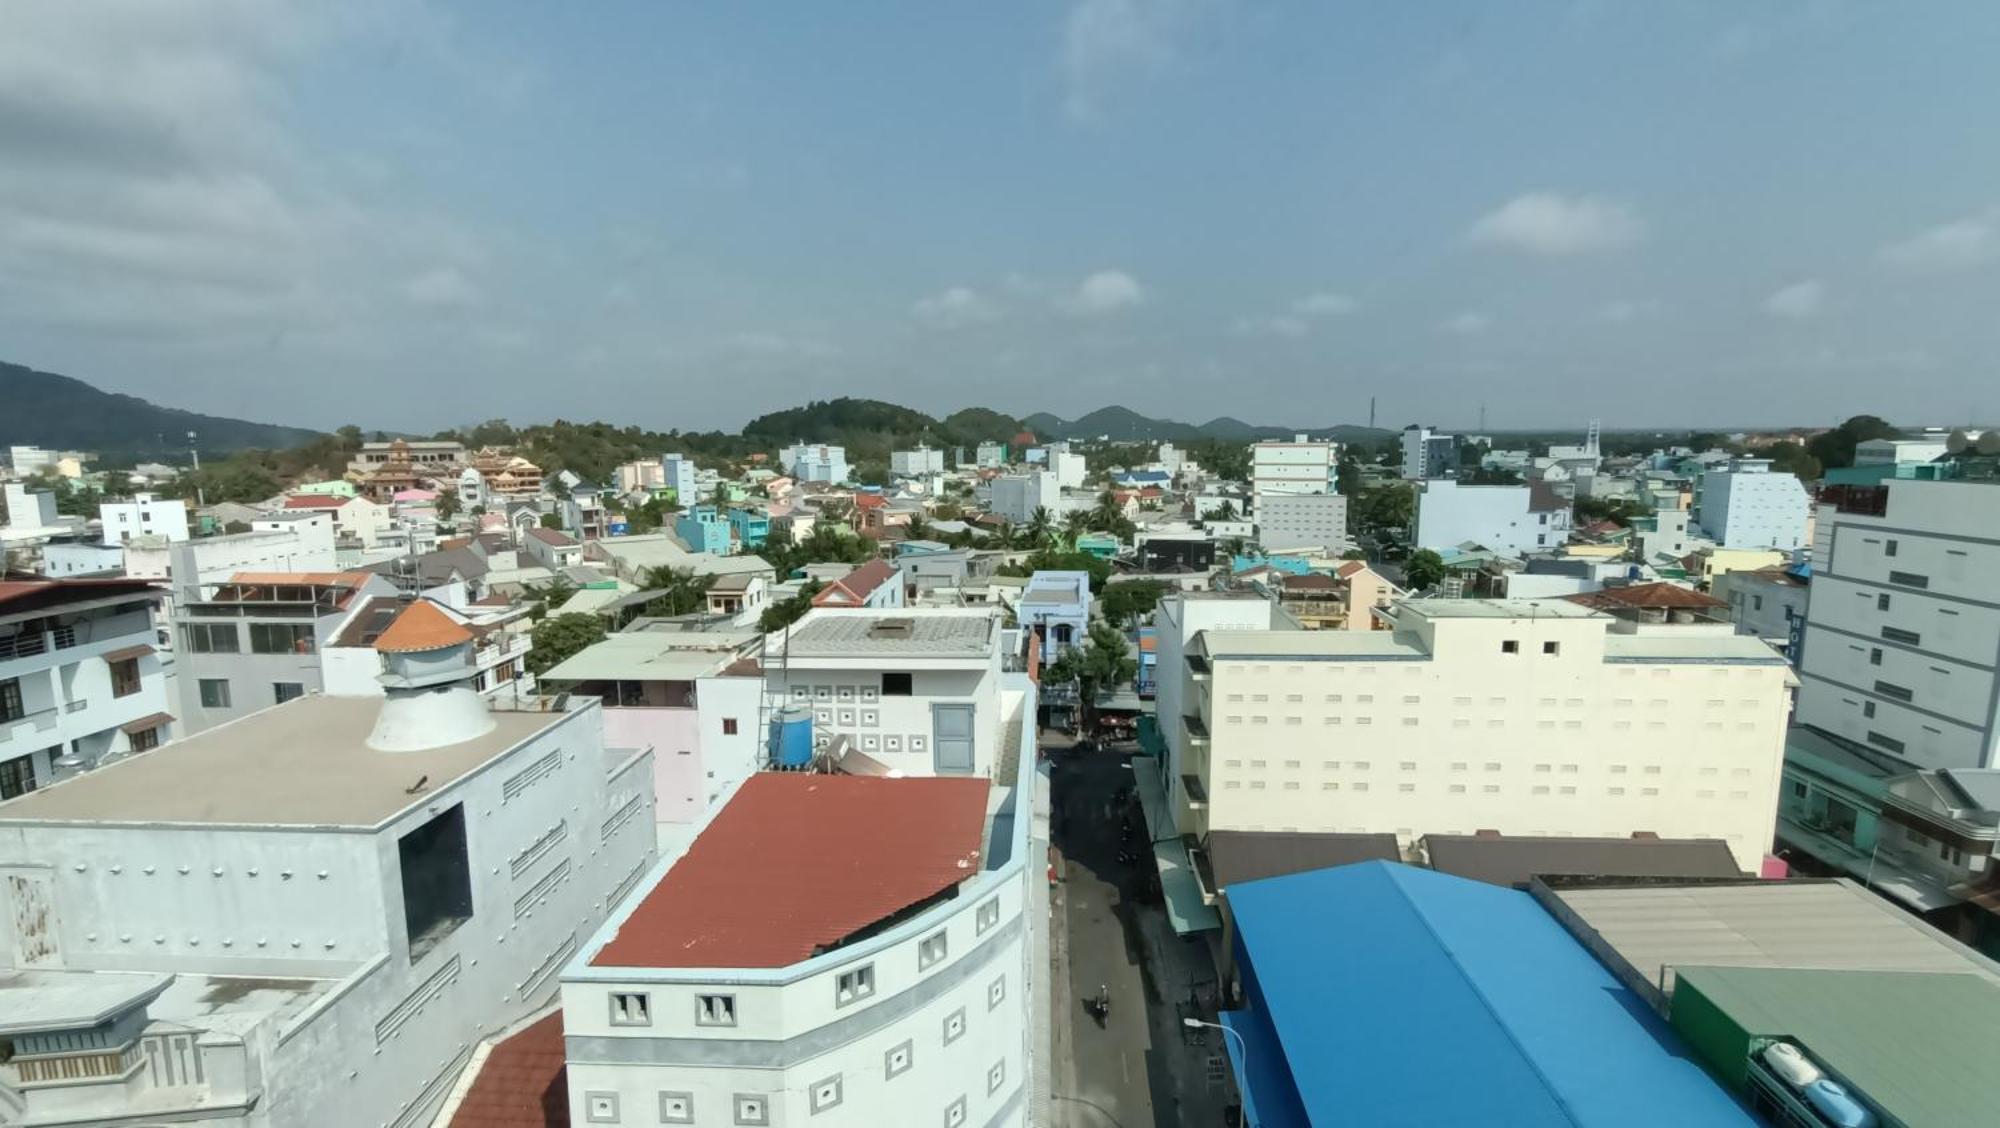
[1368,397,1377,429]
[1479,403,1487,432]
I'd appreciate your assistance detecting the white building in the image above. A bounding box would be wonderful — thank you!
[1255,493,1351,552]
[1153,594,1795,872]
[1694,459,1809,550]
[1715,566,1809,662]
[1797,477,2000,769]
[553,607,1037,1128]
[975,442,1008,470]
[7,446,58,476]
[780,443,850,486]
[0,631,654,1128]
[1251,436,1338,497]
[2,577,174,798]
[100,493,190,546]
[660,454,700,503]
[39,539,124,578]
[1854,437,1951,467]
[1156,442,1185,478]
[988,472,1059,525]
[1045,445,1087,491]
[891,446,947,478]
[1400,426,1453,481]
[456,467,486,511]
[1415,480,1572,557]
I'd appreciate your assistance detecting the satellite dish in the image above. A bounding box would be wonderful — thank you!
[1977,432,2000,456]
[1947,429,1970,453]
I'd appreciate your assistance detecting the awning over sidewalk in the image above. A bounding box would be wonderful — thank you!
[1134,755,1172,842]
[1153,837,1222,934]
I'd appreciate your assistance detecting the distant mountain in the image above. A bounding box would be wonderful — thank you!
[1026,405,1392,444]
[0,361,322,456]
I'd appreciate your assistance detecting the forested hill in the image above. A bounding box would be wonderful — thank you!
[0,360,323,455]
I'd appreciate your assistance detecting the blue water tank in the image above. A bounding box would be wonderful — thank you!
[769,705,814,768]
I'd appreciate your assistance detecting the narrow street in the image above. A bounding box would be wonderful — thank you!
[1048,737,1232,1128]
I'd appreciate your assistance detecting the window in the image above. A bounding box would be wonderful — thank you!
[943,1006,967,1045]
[109,657,141,698]
[988,1059,1007,1095]
[398,804,474,961]
[944,1096,968,1128]
[1542,641,1560,655]
[0,752,37,800]
[919,929,948,970]
[835,964,875,1006]
[1885,538,1898,557]
[1878,593,1892,612]
[722,717,739,735]
[182,622,240,653]
[0,677,24,722]
[809,1074,844,1115]
[1887,570,1929,589]
[1501,640,1520,654]
[1863,701,1876,719]
[1881,626,1922,646]
[1873,680,1913,703]
[585,1091,619,1124]
[885,1039,915,1079]
[1869,648,1883,666]
[733,1094,770,1126]
[659,1093,695,1124]
[882,672,913,696]
[273,682,305,705]
[128,725,161,753]
[249,622,316,654]
[696,994,736,1026]
[1866,731,1906,754]
[610,991,651,1026]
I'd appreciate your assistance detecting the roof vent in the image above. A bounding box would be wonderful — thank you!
[867,617,916,640]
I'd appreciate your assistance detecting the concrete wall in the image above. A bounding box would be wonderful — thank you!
[1415,481,1559,556]
[1256,493,1349,551]
[1697,469,1808,550]
[768,665,1000,777]
[0,601,171,773]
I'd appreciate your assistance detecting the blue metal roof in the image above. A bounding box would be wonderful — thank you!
[1223,862,1754,1128]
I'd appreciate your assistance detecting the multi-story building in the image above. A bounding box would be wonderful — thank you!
[1043,444,1087,491]
[975,441,1008,469]
[674,505,734,555]
[727,506,770,549]
[522,526,584,570]
[1854,436,1951,467]
[345,438,465,475]
[1797,475,2000,768]
[1400,425,1454,481]
[659,453,699,504]
[1152,594,1794,873]
[614,458,666,494]
[1715,566,1809,662]
[1255,492,1351,552]
[1251,436,1338,497]
[988,472,1058,525]
[1694,459,1809,550]
[468,448,544,498]
[811,559,908,611]
[1415,480,1572,557]
[891,446,947,478]
[173,569,400,733]
[2,577,174,799]
[0,621,654,1128]
[780,443,850,486]
[1019,570,1091,662]
[99,492,190,546]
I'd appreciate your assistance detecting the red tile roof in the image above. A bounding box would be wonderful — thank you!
[446,1011,569,1128]
[282,494,347,509]
[591,773,989,969]
[1563,582,1726,611]
[1335,561,1370,578]
[373,600,475,652]
[526,527,579,547]
[811,558,898,607]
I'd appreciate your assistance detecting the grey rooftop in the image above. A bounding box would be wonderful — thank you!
[780,612,995,658]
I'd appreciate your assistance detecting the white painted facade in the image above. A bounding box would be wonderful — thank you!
[659,454,699,503]
[891,447,947,478]
[988,473,1059,525]
[1797,479,2000,769]
[1255,492,1351,552]
[975,442,1008,470]
[780,444,850,486]
[1695,460,1809,550]
[1854,438,1950,467]
[38,540,125,577]
[1251,438,1337,497]
[1047,448,1087,491]
[1415,480,1570,556]
[100,493,190,546]
[1163,598,1795,871]
[559,682,1038,1128]
[1400,426,1453,481]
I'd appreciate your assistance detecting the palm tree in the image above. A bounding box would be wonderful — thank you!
[1092,490,1123,530]
[1062,510,1091,548]
[1025,506,1054,548]
[905,514,934,542]
[640,566,715,617]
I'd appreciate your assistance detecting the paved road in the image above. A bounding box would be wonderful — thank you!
[1049,742,1232,1128]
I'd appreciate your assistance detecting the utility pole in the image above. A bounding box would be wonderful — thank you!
[188,431,205,507]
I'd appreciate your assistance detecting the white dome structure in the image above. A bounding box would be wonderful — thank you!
[365,599,497,752]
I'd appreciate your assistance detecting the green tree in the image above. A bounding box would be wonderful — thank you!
[527,612,606,676]
[1573,496,1652,527]
[1100,579,1169,629]
[758,581,825,632]
[641,566,716,617]
[1352,483,1415,538]
[996,548,1112,593]
[540,512,564,529]
[336,424,364,450]
[1758,440,1823,482]
[1061,510,1091,547]
[904,514,934,542]
[435,491,460,521]
[1201,499,1239,522]
[1806,415,1899,471]
[522,575,579,621]
[1404,548,1448,592]
[1025,506,1055,548]
[1045,621,1139,734]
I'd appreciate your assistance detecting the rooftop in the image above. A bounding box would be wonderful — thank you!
[1424,834,1743,888]
[444,1010,569,1128]
[1224,863,1751,1127]
[0,695,567,828]
[590,773,989,969]
[540,631,756,683]
[810,558,899,607]
[373,599,475,653]
[1198,630,1426,661]
[0,970,172,1036]
[1205,830,1400,889]
[1600,633,1790,665]
[525,526,579,547]
[779,610,996,659]
[1397,597,1605,620]
[1564,581,1727,612]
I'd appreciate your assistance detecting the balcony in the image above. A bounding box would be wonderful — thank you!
[1,707,60,743]
[1185,654,1211,680]
[1181,713,1210,743]
[1180,773,1208,809]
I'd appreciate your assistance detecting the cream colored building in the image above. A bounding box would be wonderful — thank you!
[1158,595,1796,872]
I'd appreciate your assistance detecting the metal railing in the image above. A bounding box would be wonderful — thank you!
[1,707,59,737]
[0,634,48,661]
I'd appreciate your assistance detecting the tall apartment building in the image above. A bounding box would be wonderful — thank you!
[1798,476,2000,768]
[0,632,654,1128]
[1694,459,1809,550]
[2,577,174,799]
[988,472,1059,525]
[1250,436,1338,497]
[1415,480,1572,556]
[1400,425,1454,481]
[1255,493,1351,552]
[780,443,851,486]
[975,441,1008,469]
[659,453,700,503]
[1153,594,1794,872]
[891,446,947,477]
[100,492,190,545]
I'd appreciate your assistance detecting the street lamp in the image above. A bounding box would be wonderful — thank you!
[1183,1016,1247,1071]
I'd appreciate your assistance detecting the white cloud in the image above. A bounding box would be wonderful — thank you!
[1598,298,1661,323]
[911,285,1001,329]
[1763,279,1824,318]
[403,266,481,309]
[1064,269,1146,316]
[1881,209,1999,273]
[1468,192,1646,256]
[1230,314,1308,339]
[1291,291,1357,317]
[1058,0,1207,122]
[1439,311,1492,335]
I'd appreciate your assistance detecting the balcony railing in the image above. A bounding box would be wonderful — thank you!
[1,707,59,739]
[0,634,47,661]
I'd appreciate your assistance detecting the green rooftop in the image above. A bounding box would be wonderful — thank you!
[1672,965,2000,1128]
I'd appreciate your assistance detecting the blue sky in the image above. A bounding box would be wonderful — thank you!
[4,1,1998,434]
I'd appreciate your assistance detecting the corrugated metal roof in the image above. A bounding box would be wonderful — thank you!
[1224,862,1753,1127]
[1673,966,2000,1128]
[1424,834,1743,888]
[590,774,989,969]
[1206,830,1401,889]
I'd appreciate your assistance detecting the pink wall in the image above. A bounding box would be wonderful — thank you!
[601,707,704,824]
